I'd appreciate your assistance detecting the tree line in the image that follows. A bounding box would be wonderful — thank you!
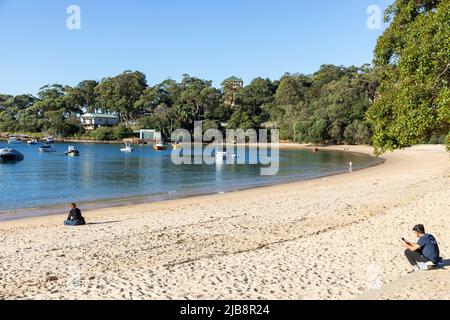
[0,65,376,145]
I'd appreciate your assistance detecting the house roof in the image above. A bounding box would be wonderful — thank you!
[222,76,243,84]
[81,113,119,119]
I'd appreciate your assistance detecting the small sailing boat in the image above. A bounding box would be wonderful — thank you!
[120,142,133,152]
[65,146,80,157]
[215,151,237,162]
[215,151,228,161]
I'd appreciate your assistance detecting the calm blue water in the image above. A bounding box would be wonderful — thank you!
[0,141,381,215]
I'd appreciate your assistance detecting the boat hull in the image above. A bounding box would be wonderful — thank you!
[39,148,56,153]
[65,151,80,157]
[0,149,24,163]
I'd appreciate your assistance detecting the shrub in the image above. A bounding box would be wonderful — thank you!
[112,125,134,140]
[90,127,114,141]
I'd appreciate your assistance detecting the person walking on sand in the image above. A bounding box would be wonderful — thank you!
[347,161,353,173]
[64,203,86,226]
[402,224,441,273]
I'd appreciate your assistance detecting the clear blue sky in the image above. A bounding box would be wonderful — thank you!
[0,0,392,96]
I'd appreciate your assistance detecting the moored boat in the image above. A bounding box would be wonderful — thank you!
[215,151,237,162]
[65,146,80,157]
[120,142,133,153]
[27,139,39,145]
[39,144,56,153]
[7,137,22,144]
[216,151,228,160]
[44,136,55,144]
[0,148,24,162]
[153,142,168,151]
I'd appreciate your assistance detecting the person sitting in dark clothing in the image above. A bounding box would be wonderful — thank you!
[402,224,441,273]
[64,203,86,226]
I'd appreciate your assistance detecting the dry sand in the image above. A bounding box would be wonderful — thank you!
[0,144,448,300]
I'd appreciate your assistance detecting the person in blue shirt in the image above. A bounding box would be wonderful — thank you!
[402,224,440,273]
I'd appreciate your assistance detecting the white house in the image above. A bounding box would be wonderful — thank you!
[80,113,119,131]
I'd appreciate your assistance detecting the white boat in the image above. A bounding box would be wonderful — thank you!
[0,148,24,162]
[27,139,39,145]
[65,146,80,157]
[216,151,228,160]
[215,151,237,162]
[7,137,22,144]
[44,136,55,144]
[120,142,133,152]
[39,144,56,153]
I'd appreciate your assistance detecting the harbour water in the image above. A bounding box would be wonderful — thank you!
[0,142,382,218]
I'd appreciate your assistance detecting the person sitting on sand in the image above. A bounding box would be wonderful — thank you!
[402,224,440,273]
[64,203,86,226]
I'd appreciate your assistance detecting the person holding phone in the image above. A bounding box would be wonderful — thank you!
[402,224,440,273]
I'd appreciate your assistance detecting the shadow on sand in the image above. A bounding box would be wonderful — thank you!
[86,220,121,226]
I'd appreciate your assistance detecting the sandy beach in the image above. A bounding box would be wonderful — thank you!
[0,144,448,300]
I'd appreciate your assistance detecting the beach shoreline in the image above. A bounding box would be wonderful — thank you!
[0,144,448,300]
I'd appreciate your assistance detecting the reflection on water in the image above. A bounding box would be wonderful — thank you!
[0,142,381,212]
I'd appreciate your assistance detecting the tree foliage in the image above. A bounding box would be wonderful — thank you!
[0,66,376,144]
[367,0,450,153]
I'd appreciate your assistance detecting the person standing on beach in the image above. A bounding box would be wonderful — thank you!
[402,224,440,273]
[64,203,86,226]
[348,161,353,173]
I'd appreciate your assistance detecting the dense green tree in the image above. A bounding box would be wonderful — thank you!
[178,75,221,119]
[275,74,311,106]
[294,118,328,144]
[344,120,372,145]
[367,0,450,153]
[228,110,256,130]
[74,80,98,113]
[269,65,373,144]
[0,94,13,105]
[135,79,177,114]
[95,71,147,123]
[3,94,37,110]
[239,78,276,117]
